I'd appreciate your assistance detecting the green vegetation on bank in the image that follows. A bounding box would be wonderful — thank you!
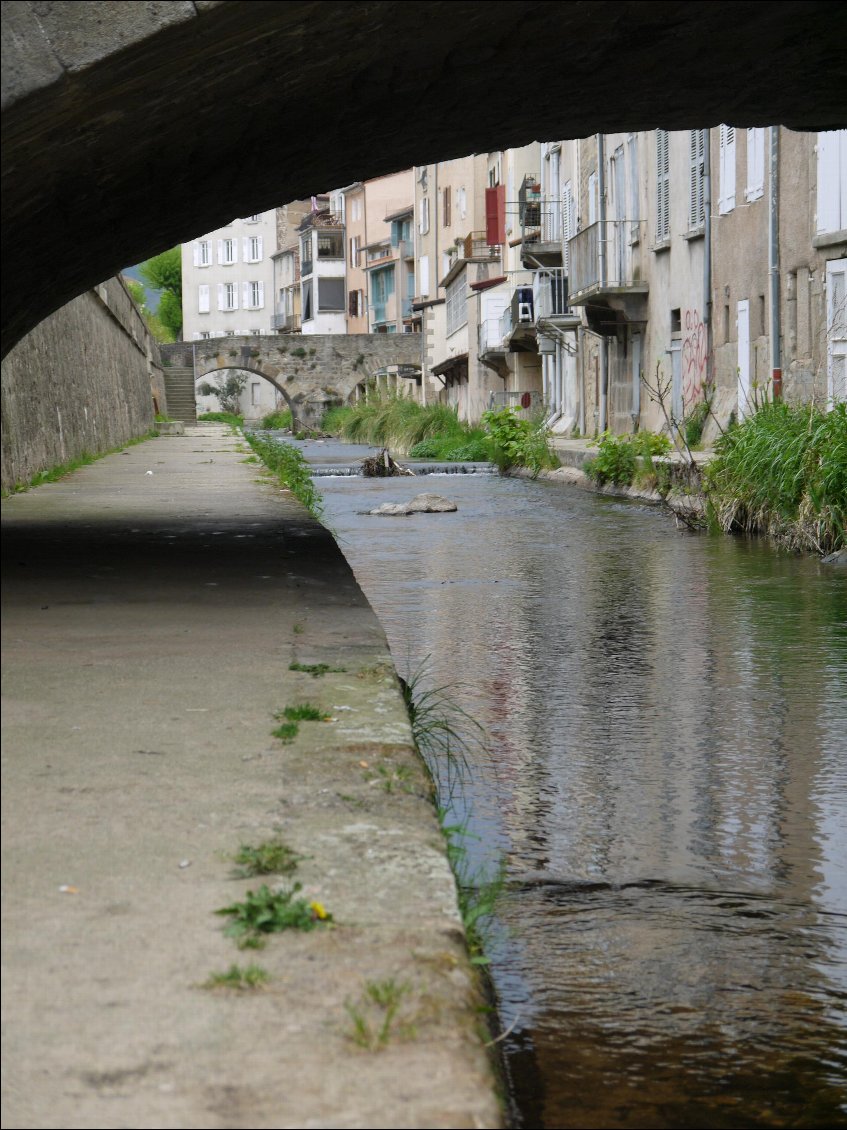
[260,408,293,430]
[705,401,845,554]
[322,395,557,471]
[197,411,244,428]
[243,431,323,518]
[583,430,672,488]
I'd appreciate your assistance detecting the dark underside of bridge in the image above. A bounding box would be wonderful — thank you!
[2,0,846,355]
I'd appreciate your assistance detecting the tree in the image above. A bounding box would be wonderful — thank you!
[198,373,248,415]
[138,247,182,340]
[123,277,175,343]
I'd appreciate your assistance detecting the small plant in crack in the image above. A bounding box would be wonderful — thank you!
[278,703,331,722]
[201,963,270,990]
[272,720,299,742]
[215,884,332,948]
[289,662,346,677]
[345,978,415,1051]
[231,837,300,878]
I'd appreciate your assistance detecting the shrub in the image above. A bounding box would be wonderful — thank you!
[584,430,671,487]
[260,408,292,430]
[704,401,846,554]
[482,407,558,475]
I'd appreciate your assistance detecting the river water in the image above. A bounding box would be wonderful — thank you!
[295,438,847,1128]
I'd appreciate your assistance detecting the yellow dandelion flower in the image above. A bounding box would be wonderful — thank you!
[310,901,329,920]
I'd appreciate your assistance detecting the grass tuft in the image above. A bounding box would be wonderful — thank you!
[231,838,300,877]
[215,883,332,947]
[242,432,323,518]
[201,963,270,990]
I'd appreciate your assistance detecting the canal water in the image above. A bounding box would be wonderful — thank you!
[295,437,847,1128]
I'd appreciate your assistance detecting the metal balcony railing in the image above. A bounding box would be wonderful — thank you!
[463,231,501,260]
[567,220,647,302]
[271,312,298,331]
[532,268,575,320]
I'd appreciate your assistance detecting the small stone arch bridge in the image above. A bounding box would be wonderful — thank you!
[161,335,421,429]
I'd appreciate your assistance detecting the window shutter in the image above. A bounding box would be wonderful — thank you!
[817,130,846,234]
[192,243,200,267]
[655,130,670,242]
[719,125,736,214]
[689,129,705,229]
[242,237,250,261]
[257,281,265,309]
[746,128,765,201]
[217,240,224,265]
[562,182,573,273]
[348,291,356,317]
[198,284,210,313]
[256,236,263,260]
[217,283,224,310]
[242,282,250,309]
[485,185,506,244]
[419,255,430,297]
[443,186,451,227]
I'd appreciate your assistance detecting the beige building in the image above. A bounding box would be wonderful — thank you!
[271,200,312,334]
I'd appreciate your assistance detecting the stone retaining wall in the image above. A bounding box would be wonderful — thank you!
[1,276,162,492]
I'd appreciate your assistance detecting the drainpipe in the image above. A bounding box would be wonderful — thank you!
[703,128,712,391]
[597,133,608,433]
[768,127,782,399]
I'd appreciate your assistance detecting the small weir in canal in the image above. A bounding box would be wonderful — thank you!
[283,434,847,1128]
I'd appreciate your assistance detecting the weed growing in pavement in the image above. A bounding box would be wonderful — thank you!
[201,963,270,990]
[344,979,414,1050]
[278,703,331,722]
[231,838,300,878]
[272,720,299,743]
[292,623,305,635]
[215,884,332,948]
[364,763,415,794]
[5,431,160,496]
[289,662,346,677]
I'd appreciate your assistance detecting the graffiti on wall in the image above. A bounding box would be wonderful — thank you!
[681,308,708,405]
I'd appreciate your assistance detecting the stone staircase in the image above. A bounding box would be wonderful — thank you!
[162,366,196,425]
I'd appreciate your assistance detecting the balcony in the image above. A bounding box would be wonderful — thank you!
[479,316,505,356]
[532,268,579,324]
[271,312,298,332]
[567,220,649,306]
[520,188,565,267]
[398,239,414,260]
[462,230,500,261]
[365,243,395,268]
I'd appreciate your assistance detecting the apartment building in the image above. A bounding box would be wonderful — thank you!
[270,200,312,334]
[181,210,279,417]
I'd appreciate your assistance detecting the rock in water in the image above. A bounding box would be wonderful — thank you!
[367,492,458,516]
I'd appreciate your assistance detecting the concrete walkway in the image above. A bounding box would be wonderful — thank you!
[1,427,501,1130]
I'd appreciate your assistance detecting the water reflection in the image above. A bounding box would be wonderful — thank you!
[313,467,847,1128]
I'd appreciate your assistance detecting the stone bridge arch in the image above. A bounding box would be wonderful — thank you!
[2,2,843,356]
[163,334,421,430]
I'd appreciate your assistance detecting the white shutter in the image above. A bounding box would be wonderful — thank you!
[817,130,847,234]
[656,130,669,242]
[217,283,225,311]
[257,281,265,309]
[562,181,573,273]
[242,282,250,309]
[192,243,199,267]
[689,129,705,229]
[719,125,736,214]
[217,239,224,264]
[419,255,430,297]
[746,128,765,201]
[256,235,264,260]
[198,284,210,313]
[242,237,250,261]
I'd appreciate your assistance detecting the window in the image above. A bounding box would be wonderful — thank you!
[746,128,765,202]
[443,186,451,227]
[349,235,361,268]
[562,182,574,272]
[317,231,343,259]
[198,284,210,313]
[300,234,313,275]
[244,235,263,262]
[250,328,261,336]
[458,187,467,220]
[350,197,362,222]
[656,130,670,242]
[719,125,736,214]
[194,240,211,267]
[318,277,345,311]
[418,197,430,235]
[689,129,706,230]
[251,382,261,406]
[243,214,261,222]
[200,331,211,339]
[628,133,641,240]
[243,280,264,309]
[445,271,467,336]
[219,237,237,265]
[302,278,314,321]
[218,281,238,310]
[817,130,847,234]
[348,289,365,318]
